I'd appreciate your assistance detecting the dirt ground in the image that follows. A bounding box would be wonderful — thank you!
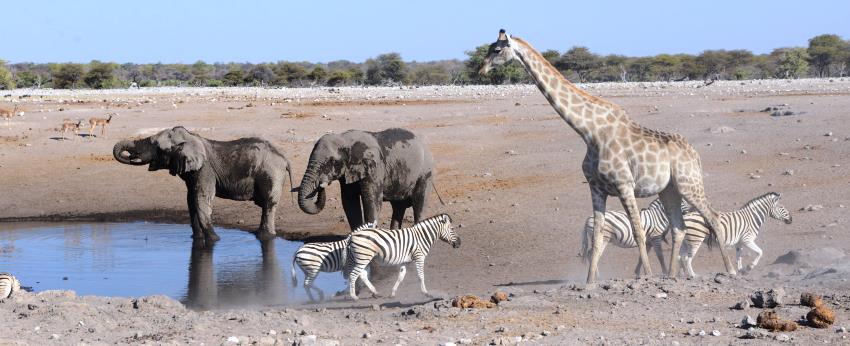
[1,80,849,344]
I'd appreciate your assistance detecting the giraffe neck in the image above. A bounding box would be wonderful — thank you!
[510,38,625,145]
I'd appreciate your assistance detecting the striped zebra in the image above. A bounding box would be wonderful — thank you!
[291,221,377,302]
[678,192,792,278]
[345,214,460,301]
[0,273,21,300]
[579,198,676,276]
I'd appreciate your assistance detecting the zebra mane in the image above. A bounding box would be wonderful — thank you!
[353,221,378,232]
[740,192,779,211]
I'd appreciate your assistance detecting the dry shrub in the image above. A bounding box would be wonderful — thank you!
[757,310,798,332]
[807,305,835,328]
[491,291,509,304]
[800,292,823,308]
[452,295,496,309]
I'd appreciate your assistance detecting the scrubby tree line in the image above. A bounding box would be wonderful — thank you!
[1,34,848,90]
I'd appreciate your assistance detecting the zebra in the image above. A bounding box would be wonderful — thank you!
[345,214,460,301]
[579,198,677,276]
[291,221,377,302]
[0,273,21,300]
[677,192,792,278]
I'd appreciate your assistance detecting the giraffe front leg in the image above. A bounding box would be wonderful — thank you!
[586,186,608,284]
[618,188,653,277]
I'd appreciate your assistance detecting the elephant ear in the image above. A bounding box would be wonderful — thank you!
[167,127,206,175]
[343,141,377,183]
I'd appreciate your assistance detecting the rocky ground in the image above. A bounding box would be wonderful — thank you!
[1,79,850,344]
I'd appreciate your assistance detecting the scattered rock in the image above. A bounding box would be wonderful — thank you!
[714,273,730,284]
[733,300,750,310]
[750,288,785,308]
[774,333,790,342]
[711,330,721,336]
[757,310,797,332]
[800,292,823,307]
[698,330,706,337]
[807,305,835,328]
[802,204,823,211]
[782,169,794,176]
[741,327,770,339]
[742,314,757,328]
[709,126,735,134]
[654,292,668,299]
[457,338,473,344]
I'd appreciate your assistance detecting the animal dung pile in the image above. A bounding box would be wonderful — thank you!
[452,295,496,309]
[0,273,21,299]
[756,310,798,332]
[801,292,835,328]
[490,291,509,304]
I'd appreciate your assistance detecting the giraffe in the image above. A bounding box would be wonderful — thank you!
[479,29,736,282]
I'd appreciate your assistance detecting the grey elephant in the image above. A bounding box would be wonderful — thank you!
[297,128,439,229]
[112,126,294,243]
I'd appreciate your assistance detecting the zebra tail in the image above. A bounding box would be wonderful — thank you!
[290,257,298,287]
[705,230,717,251]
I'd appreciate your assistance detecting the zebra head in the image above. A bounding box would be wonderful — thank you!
[434,214,461,248]
[767,192,792,224]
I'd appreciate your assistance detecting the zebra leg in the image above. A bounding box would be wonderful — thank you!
[743,241,763,271]
[304,271,318,302]
[617,188,653,277]
[414,256,431,297]
[736,245,744,271]
[586,186,608,284]
[652,237,667,276]
[358,268,381,298]
[681,240,700,278]
[390,265,407,297]
[659,185,685,277]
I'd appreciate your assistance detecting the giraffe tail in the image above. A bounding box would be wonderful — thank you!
[579,217,593,263]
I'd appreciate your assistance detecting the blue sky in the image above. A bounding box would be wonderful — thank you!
[3,0,849,64]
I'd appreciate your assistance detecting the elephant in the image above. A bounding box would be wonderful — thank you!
[297,128,439,230]
[112,126,294,244]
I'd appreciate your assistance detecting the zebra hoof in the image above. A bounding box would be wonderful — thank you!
[371,293,383,299]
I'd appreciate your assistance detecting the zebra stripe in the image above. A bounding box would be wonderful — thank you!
[291,221,376,302]
[0,273,20,300]
[678,192,792,277]
[580,198,679,276]
[345,214,460,300]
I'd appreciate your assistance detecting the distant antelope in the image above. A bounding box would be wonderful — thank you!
[88,113,115,139]
[58,119,83,140]
[1,105,17,128]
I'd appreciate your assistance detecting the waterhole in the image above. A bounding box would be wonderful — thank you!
[0,222,346,310]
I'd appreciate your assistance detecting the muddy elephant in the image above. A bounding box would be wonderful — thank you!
[297,128,439,229]
[112,126,294,244]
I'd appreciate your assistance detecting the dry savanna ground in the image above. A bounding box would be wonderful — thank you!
[1,79,849,345]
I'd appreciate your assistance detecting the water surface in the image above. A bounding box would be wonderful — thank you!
[0,222,345,309]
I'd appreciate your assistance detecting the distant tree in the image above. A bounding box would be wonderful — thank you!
[776,47,810,78]
[190,60,212,86]
[84,60,117,89]
[244,64,274,85]
[347,67,364,85]
[695,50,731,79]
[307,66,327,85]
[627,57,653,81]
[409,64,450,85]
[326,69,352,86]
[14,70,41,88]
[556,46,602,82]
[365,53,407,85]
[0,60,15,89]
[52,63,85,89]
[222,64,244,86]
[461,44,527,84]
[273,62,308,86]
[807,34,849,77]
[541,49,561,65]
[648,54,681,81]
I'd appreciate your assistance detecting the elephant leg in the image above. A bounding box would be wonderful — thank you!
[360,186,382,226]
[411,177,430,224]
[186,187,204,240]
[188,176,219,243]
[340,183,363,229]
[389,201,408,229]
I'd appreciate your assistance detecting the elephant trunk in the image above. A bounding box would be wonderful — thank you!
[113,138,154,166]
[298,168,327,215]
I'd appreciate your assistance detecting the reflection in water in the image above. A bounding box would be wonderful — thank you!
[0,222,345,310]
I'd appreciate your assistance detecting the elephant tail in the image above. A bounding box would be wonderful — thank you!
[431,182,446,206]
[290,257,298,287]
[579,217,593,263]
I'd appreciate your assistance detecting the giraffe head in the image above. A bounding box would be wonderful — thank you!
[479,29,517,75]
